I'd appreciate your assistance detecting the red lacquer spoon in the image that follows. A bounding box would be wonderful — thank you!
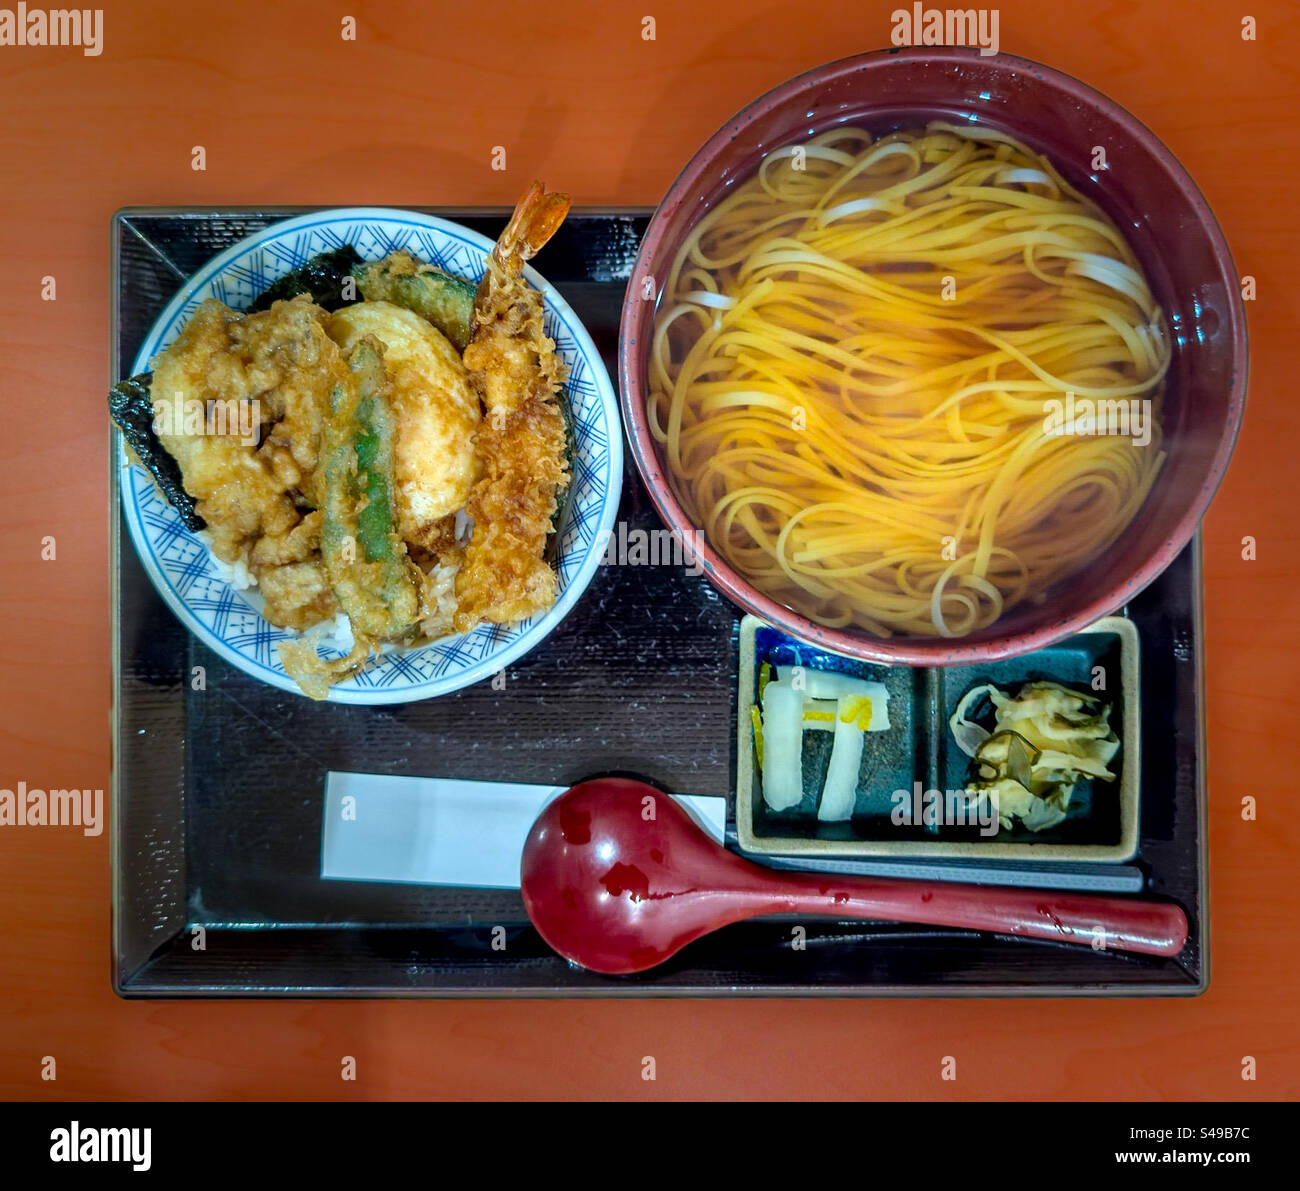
[520,778,1189,975]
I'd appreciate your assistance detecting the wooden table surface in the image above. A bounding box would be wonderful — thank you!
[1,0,1297,1100]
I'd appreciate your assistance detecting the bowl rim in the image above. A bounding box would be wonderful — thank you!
[618,45,1248,665]
[120,205,622,704]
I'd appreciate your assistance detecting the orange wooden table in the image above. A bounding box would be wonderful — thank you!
[1,0,1297,1100]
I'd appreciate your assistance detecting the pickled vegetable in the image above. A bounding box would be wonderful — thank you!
[760,680,804,811]
[754,665,891,818]
[950,680,1120,833]
[818,695,865,822]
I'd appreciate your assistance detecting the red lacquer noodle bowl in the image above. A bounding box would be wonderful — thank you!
[618,47,1247,664]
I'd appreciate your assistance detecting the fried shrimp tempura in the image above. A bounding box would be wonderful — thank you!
[454,182,573,631]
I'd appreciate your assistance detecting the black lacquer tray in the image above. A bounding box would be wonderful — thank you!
[111,208,1208,996]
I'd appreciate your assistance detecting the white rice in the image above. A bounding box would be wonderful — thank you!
[301,611,356,654]
[196,531,256,590]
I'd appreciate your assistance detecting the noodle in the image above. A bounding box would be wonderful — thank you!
[649,121,1169,637]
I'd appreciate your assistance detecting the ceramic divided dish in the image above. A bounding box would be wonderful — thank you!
[736,614,1141,861]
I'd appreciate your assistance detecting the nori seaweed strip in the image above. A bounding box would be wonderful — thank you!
[247,245,363,313]
[108,372,204,531]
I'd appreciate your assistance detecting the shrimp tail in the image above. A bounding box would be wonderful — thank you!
[494,182,571,272]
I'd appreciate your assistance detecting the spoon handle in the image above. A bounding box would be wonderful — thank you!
[748,871,1188,956]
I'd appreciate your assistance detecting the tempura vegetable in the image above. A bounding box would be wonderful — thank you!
[328,301,480,556]
[354,251,477,352]
[318,337,421,642]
